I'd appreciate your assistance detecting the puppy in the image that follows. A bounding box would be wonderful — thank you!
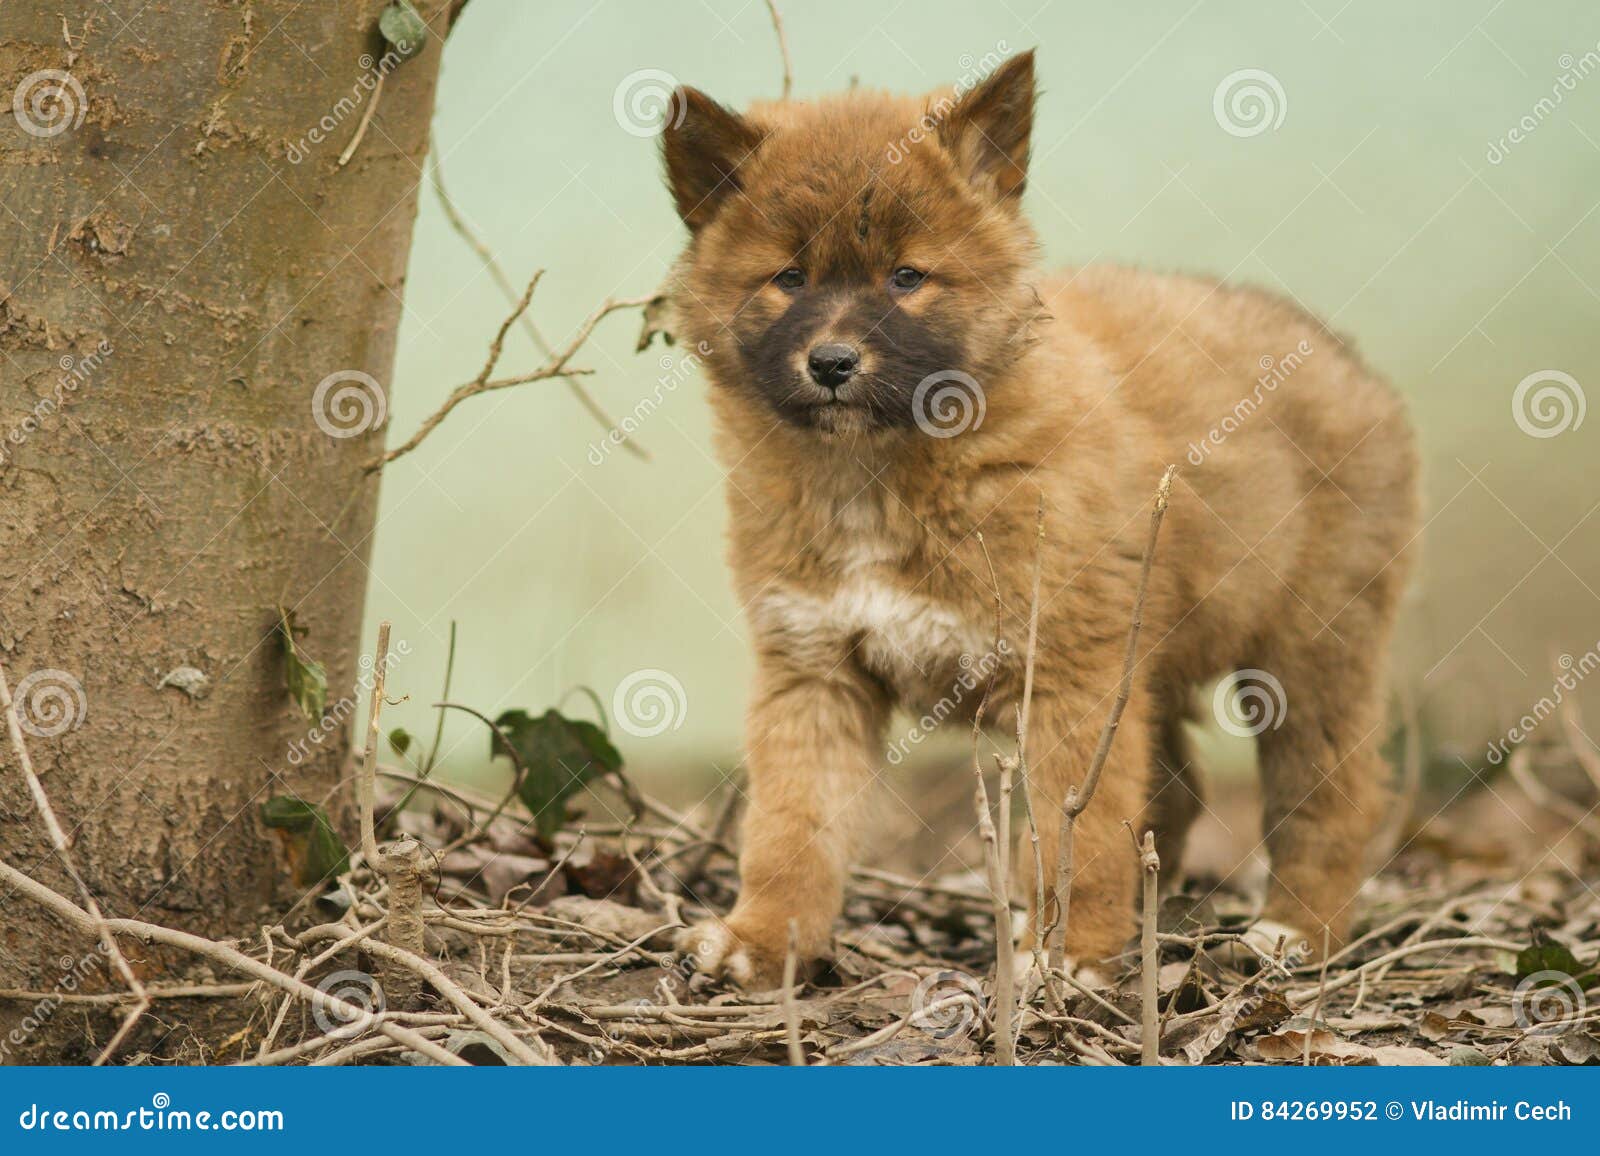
[660,51,1418,988]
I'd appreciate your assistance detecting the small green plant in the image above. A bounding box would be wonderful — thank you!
[276,608,328,721]
[259,795,349,887]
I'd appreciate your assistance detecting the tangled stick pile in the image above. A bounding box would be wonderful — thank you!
[4,652,1597,1067]
[286,757,1600,1067]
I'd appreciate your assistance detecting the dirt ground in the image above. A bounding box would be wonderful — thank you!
[111,739,1590,1069]
[21,737,1595,1067]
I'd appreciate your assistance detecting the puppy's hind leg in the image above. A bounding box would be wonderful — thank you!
[1146,706,1204,887]
[1242,637,1388,961]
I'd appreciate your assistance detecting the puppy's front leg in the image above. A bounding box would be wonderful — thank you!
[680,665,888,988]
[1020,689,1154,973]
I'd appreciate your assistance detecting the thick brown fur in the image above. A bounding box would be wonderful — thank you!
[661,52,1420,987]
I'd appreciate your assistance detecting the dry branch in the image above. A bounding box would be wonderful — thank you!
[0,656,149,1065]
[373,277,652,472]
[972,532,1016,1065]
[1135,828,1160,1066]
[428,152,647,459]
[355,621,431,1006]
[764,0,794,99]
[1049,465,1175,974]
[0,858,464,1066]
[300,927,553,1065]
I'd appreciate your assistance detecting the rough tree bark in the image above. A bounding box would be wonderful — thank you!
[0,1,452,1060]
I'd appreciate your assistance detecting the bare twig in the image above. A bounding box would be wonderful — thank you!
[302,928,553,1065]
[337,71,384,166]
[763,0,794,99]
[0,657,149,1065]
[1283,936,1523,1004]
[972,758,1016,1065]
[972,532,1016,1065]
[1050,465,1175,972]
[1305,923,1331,1066]
[1135,828,1160,1066]
[1013,495,1052,1006]
[355,621,431,1006]
[1016,495,1046,766]
[311,1023,453,1067]
[0,858,465,1066]
[675,777,742,895]
[1508,747,1600,843]
[357,620,393,867]
[428,153,646,459]
[1035,1012,1140,1055]
[374,278,652,471]
[528,923,675,1010]
[430,701,528,849]
[257,916,386,1059]
[0,983,256,1005]
[387,620,458,819]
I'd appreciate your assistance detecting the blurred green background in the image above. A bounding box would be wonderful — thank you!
[362,0,1600,806]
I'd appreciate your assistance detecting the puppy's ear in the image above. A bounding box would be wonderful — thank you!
[937,50,1035,203]
[660,88,765,231]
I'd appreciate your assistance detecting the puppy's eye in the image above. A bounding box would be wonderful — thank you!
[890,266,926,292]
[774,267,806,291]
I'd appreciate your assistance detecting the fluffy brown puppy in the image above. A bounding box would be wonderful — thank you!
[660,51,1418,988]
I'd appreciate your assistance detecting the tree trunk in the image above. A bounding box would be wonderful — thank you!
[0,0,449,1061]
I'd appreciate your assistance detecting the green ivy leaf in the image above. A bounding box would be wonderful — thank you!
[378,1,427,58]
[276,608,327,721]
[491,708,622,842]
[388,727,413,757]
[1516,939,1595,984]
[260,795,349,886]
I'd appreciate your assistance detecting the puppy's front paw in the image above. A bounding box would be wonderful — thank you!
[1012,949,1112,994]
[674,918,788,990]
[1215,918,1314,974]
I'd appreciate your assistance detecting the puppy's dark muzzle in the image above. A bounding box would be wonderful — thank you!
[807,343,860,389]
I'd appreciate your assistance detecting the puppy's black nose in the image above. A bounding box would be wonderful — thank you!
[807,343,860,389]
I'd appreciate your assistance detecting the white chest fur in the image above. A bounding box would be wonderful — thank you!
[747,507,994,705]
